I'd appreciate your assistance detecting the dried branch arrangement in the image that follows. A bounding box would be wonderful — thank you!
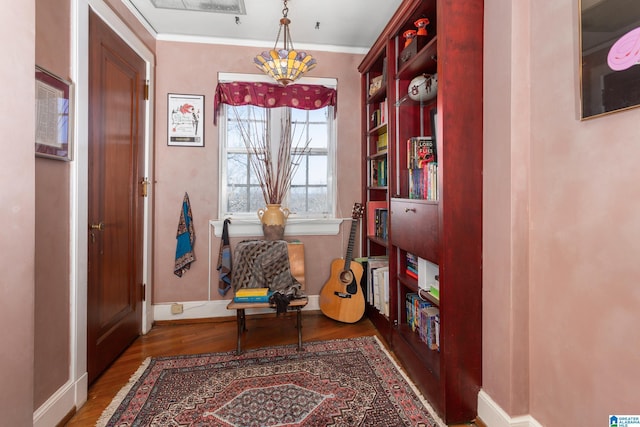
[231,106,311,205]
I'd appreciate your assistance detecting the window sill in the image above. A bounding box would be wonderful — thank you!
[209,218,344,237]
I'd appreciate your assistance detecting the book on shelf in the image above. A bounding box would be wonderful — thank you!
[370,102,387,129]
[406,292,433,332]
[407,136,438,200]
[408,162,437,200]
[419,306,440,350]
[370,157,387,187]
[373,266,390,316]
[406,252,418,266]
[366,255,389,308]
[371,159,378,186]
[407,136,437,167]
[406,293,417,329]
[366,201,387,237]
[374,208,388,239]
[377,158,387,186]
[434,314,440,349]
[377,131,388,152]
[406,254,418,279]
[383,268,390,316]
[406,252,418,279]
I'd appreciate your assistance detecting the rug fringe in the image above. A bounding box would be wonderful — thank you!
[371,335,447,427]
[95,357,152,427]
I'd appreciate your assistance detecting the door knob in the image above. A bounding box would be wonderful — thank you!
[90,222,105,231]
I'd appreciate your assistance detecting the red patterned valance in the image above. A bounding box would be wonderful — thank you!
[214,81,337,124]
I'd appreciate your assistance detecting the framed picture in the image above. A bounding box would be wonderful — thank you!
[168,93,204,146]
[35,66,72,160]
[580,1,640,119]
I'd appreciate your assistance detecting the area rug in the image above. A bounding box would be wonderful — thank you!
[97,336,444,427]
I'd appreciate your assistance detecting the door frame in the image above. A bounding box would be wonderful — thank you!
[72,0,155,410]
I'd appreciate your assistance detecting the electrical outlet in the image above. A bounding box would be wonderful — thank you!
[171,303,184,314]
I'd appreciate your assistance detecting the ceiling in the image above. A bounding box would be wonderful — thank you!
[124,0,403,53]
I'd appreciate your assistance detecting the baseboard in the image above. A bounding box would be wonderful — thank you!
[152,295,320,321]
[478,390,543,427]
[33,372,88,427]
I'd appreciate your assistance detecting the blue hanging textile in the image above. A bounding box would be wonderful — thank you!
[217,218,232,296]
[174,192,195,277]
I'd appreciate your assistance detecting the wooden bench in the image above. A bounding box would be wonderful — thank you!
[226,242,307,354]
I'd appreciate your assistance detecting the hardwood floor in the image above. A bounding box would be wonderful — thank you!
[65,311,480,427]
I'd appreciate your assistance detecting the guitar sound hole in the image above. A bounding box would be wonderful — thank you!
[339,270,353,285]
[340,270,358,295]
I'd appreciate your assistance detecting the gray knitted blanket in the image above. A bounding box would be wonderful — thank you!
[231,240,303,299]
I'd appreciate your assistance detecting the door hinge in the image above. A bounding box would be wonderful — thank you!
[141,283,146,301]
[143,80,149,100]
[140,177,150,197]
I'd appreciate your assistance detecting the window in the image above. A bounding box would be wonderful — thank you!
[218,83,336,221]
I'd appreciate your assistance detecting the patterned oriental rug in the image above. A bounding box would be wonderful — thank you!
[97,336,445,427]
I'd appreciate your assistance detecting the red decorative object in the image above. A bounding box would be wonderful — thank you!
[213,81,337,124]
[414,18,429,36]
[403,29,417,48]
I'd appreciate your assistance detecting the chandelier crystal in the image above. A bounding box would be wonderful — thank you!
[254,0,316,86]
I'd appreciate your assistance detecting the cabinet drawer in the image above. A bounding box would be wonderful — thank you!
[390,199,439,262]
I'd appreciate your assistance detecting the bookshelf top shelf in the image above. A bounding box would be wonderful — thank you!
[396,36,438,81]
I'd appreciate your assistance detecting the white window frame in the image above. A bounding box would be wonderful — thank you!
[214,73,340,237]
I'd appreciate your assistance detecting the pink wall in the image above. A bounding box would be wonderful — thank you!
[0,1,36,425]
[152,41,363,303]
[484,0,640,425]
[34,0,73,409]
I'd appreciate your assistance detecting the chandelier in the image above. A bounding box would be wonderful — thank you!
[254,0,317,86]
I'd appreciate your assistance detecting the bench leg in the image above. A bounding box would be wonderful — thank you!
[296,308,304,351]
[236,309,246,355]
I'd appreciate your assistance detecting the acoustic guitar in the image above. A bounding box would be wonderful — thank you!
[319,203,365,323]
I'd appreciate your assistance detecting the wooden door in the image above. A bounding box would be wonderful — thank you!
[87,10,146,384]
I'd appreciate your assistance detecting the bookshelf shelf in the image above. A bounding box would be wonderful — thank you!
[367,235,388,248]
[420,290,439,306]
[359,0,483,424]
[367,86,387,104]
[368,150,388,160]
[368,123,388,136]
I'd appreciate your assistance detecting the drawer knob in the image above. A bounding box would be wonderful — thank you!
[405,208,416,213]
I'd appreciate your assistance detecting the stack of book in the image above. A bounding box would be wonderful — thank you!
[366,255,389,315]
[419,306,440,351]
[366,201,387,238]
[233,287,273,303]
[407,136,438,200]
[406,292,433,332]
[377,131,388,152]
[406,252,418,280]
[371,157,387,187]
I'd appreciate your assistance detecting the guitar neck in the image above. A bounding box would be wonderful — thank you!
[343,218,358,272]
